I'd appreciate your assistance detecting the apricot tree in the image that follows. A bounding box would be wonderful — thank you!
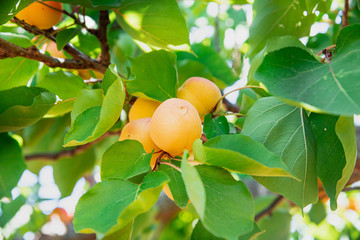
[0,0,360,239]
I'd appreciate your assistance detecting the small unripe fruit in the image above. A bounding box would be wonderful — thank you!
[129,98,161,122]
[119,118,160,168]
[15,1,63,30]
[177,77,221,118]
[150,98,202,156]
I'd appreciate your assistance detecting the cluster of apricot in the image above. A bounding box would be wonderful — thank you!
[119,77,221,200]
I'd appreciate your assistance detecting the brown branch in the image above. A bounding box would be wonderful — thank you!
[342,0,349,27]
[88,11,111,66]
[0,38,99,70]
[255,195,284,221]
[11,17,107,73]
[25,131,120,161]
[222,97,240,113]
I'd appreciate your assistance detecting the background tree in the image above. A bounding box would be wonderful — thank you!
[0,0,360,239]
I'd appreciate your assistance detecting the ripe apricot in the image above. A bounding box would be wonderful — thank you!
[177,77,221,118]
[46,41,66,58]
[129,98,161,122]
[119,118,160,168]
[150,98,202,156]
[77,69,104,80]
[15,1,63,29]
[163,184,174,201]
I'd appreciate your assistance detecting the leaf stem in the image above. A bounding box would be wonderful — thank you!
[159,161,182,172]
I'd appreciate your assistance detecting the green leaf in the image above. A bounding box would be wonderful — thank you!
[310,114,356,210]
[44,98,75,118]
[0,86,56,132]
[255,25,360,116]
[182,158,254,240]
[74,171,169,234]
[36,71,86,100]
[190,44,238,87]
[116,0,190,52]
[0,0,33,25]
[0,133,26,198]
[256,211,292,240]
[52,148,96,197]
[203,115,229,140]
[0,195,26,227]
[64,65,125,146]
[248,0,316,57]
[0,33,39,90]
[193,135,294,178]
[101,140,151,180]
[126,50,178,101]
[56,28,81,50]
[102,221,133,240]
[241,97,318,209]
[54,0,122,9]
[308,201,327,225]
[159,160,189,208]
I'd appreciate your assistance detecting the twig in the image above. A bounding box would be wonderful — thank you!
[343,186,360,192]
[222,97,240,113]
[25,131,120,161]
[159,161,182,172]
[342,0,349,27]
[255,195,284,221]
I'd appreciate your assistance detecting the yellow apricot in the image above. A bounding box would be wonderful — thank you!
[15,1,63,29]
[46,41,66,58]
[119,118,160,168]
[163,184,174,201]
[129,98,161,122]
[177,77,222,118]
[150,98,202,157]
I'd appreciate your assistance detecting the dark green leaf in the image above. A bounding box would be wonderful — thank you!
[116,0,190,52]
[193,135,294,178]
[310,114,356,210]
[0,33,39,90]
[56,28,81,50]
[159,160,188,208]
[64,65,125,146]
[52,148,96,197]
[127,50,178,101]
[248,0,315,56]
[0,195,26,227]
[101,140,151,180]
[191,220,222,240]
[182,158,254,240]
[74,171,169,234]
[241,97,318,209]
[255,25,360,116]
[54,0,121,9]
[203,115,229,140]
[0,86,56,132]
[308,201,327,225]
[0,133,26,198]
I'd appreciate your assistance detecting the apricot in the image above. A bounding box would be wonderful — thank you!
[150,98,202,156]
[163,184,174,201]
[15,1,63,30]
[177,77,222,118]
[129,98,161,122]
[77,69,104,80]
[46,41,66,58]
[119,118,160,168]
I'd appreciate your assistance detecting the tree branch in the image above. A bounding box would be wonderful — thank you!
[342,0,349,27]
[88,11,111,66]
[255,195,284,221]
[11,17,107,73]
[25,131,120,161]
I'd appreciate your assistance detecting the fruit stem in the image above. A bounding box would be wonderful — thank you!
[159,161,181,172]
[213,85,265,113]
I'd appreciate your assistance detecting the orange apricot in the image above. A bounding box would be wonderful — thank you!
[150,98,202,157]
[177,77,221,118]
[129,98,161,122]
[45,41,66,58]
[15,1,63,29]
[119,118,160,168]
